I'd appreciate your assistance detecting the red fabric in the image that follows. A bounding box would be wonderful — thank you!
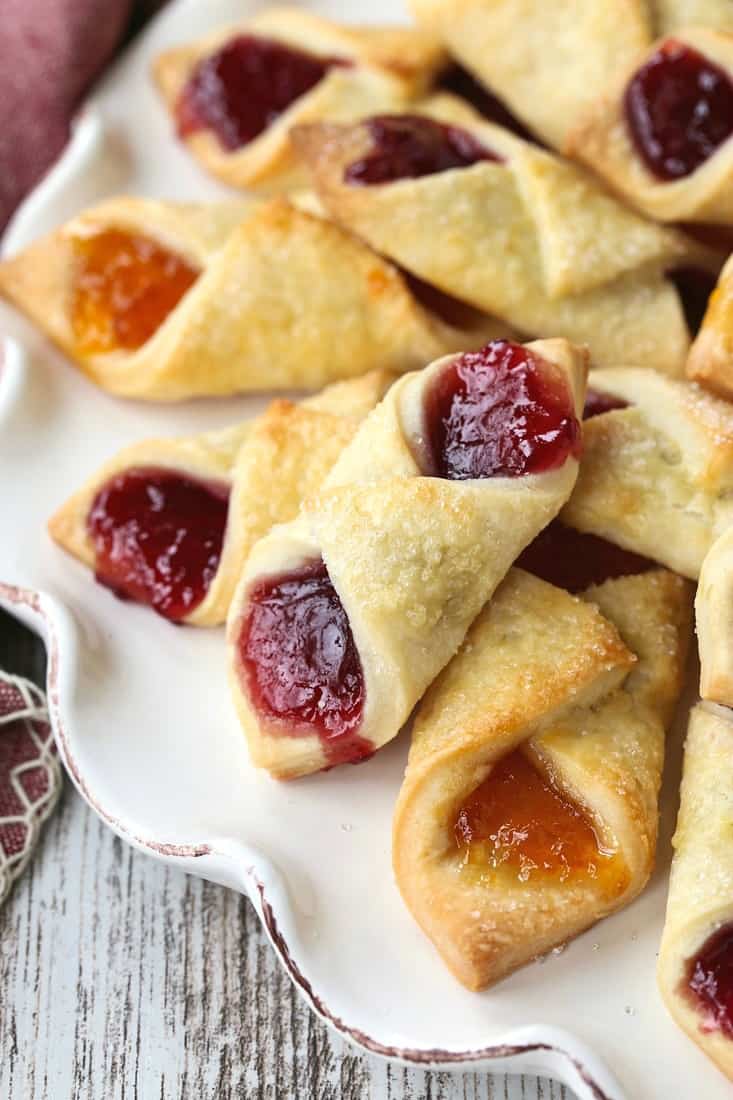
[0,674,59,903]
[0,1,167,231]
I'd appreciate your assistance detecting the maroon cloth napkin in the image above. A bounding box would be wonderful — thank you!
[0,673,60,904]
[0,0,166,231]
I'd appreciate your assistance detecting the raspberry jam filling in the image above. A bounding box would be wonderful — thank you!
[88,468,229,622]
[686,923,733,1037]
[344,114,501,185]
[624,41,733,180]
[518,521,656,593]
[176,35,348,150]
[583,388,630,419]
[437,64,538,143]
[423,340,581,480]
[71,229,199,355]
[455,749,626,892]
[669,266,718,334]
[239,560,371,767]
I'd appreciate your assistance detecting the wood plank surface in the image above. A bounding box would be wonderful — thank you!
[0,611,573,1100]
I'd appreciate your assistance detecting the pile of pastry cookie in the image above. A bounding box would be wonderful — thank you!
[3,0,733,1080]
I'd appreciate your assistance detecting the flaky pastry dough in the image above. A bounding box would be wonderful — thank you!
[153,7,446,193]
[687,252,733,400]
[293,95,713,374]
[696,527,733,706]
[567,28,733,224]
[48,370,395,626]
[658,703,733,1081]
[227,338,587,779]
[0,195,503,400]
[562,367,733,578]
[394,567,692,990]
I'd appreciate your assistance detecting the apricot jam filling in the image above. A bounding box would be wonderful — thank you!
[71,229,199,355]
[239,559,372,767]
[686,923,733,1037]
[517,520,656,593]
[344,114,501,185]
[176,35,348,151]
[454,748,626,893]
[88,467,229,622]
[423,340,582,480]
[624,41,733,181]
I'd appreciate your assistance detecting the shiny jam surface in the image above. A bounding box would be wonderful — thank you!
[176,34,346,150]
[71,229,199,355]
[669,266,718,334]
[455,749,625,892]
[437,64,538,143]
[583,388,630,419]
[423,340,581,480]
[88,468,229,622]
[686,924,733,1037]
[624,41,733,180]
[344,114,501,185]
[517,520,656,593]
[239,560,371,767]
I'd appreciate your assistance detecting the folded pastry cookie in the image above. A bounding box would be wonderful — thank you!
[0,195,501,400]
[410,1,733,152]
[227,337,587,779]
[153,7,445,192]
[394,562,692,990]
[292,97,714,374]
[562,367,733,579]
[48,370,395,625]
[567,28,733,224]
[687,252,733,400]
[409,0,652,150]
[695,526,733,708]
[658,703,733,1082]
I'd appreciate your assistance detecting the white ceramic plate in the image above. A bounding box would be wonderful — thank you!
[0,3,725,1097]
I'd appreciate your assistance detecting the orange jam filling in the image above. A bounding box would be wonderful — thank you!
[71,229,200,354]
[455,749,627,894]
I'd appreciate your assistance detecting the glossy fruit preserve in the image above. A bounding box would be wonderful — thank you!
[72,229,198,355]
[455,749,625,892]
[423,340,581,480]
[686,923,733,1036]
[239,560,372,766]
[345,114,500,185]
[177,35,346,150]
[625,41,733,180]
[583,388,629,419]
[517,520,655,593]
[88,468,229,622]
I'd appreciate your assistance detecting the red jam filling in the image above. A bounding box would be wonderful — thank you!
[437,64,538,143]
[176,35,349,150]
[88,468,229,622]
[72,229,199,355]
[624,41,733,180]
[455,749,626,893]
[344,114,501,185]
[239,560,371,767]
[686,924,733,1037]
[517,520,656,593]
[423,340,581,480]
[669,266,718,334]
[583,388,630,419]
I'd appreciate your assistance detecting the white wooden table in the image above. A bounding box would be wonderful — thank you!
[0,610,575,1100]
